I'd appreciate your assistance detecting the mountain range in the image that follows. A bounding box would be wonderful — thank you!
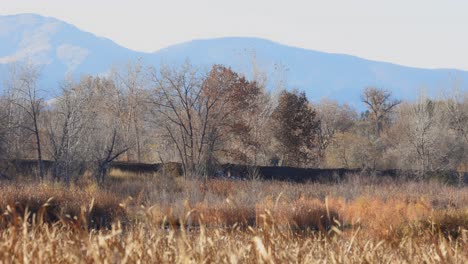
[1,13,467,109]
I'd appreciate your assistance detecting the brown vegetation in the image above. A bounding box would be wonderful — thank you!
[1,62,466,184]
[0,54,467,263]
[0,172,466,262]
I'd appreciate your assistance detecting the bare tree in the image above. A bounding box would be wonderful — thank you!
[7,63,46,180]
[0,88,13,160]
[400,98,438,177]
[85,76,129,184]
[238,86,276,166]
[361,87,401,136]
[442,88,468,183]
[0,105,10,179]
[443,88,468,144]
[93,128,129,184]
[44,78,94,183]
[148,63,260,177]
[148,62,206,177]
[392,92,464,178]
[112,61,148,162]
[316,99,357,166]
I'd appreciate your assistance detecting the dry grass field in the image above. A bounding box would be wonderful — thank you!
[0,171,467,263]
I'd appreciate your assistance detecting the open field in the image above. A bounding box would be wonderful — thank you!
[0,171,467,263]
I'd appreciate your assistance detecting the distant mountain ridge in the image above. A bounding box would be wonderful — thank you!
[1,13,467,108]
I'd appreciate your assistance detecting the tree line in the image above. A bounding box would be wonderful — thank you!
[0,61,467,183]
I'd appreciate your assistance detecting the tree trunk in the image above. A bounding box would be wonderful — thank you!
[34,119,44,180]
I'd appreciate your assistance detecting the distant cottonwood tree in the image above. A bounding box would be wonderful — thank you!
[148,62,207,177]
[149,63,260,177]
[202,64,260,165]
[49,76,129,184]
[388,92,462,179]
[44,78,95,184]
[443,88,468,144]
[361,87,401,136]
[87,77,129,184]
[315,99,357,166]
[7,63,46,180]
[111,61,147,162]
[272,90,320,167]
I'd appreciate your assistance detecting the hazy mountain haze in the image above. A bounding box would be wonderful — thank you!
[1,13,467,109]
[2,0,468,70]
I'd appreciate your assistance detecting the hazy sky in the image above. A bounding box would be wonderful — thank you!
[2,0,468,70]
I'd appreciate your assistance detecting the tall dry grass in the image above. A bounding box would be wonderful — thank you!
[0,173,466,263]
[0,208,466,263]
[0,183,126,229]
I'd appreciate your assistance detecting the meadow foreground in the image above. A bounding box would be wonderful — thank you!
[0,172,467,263]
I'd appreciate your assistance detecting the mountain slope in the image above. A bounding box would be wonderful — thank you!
[0,13,148,92]
[1,14,467,108]
[153,37,468,107]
